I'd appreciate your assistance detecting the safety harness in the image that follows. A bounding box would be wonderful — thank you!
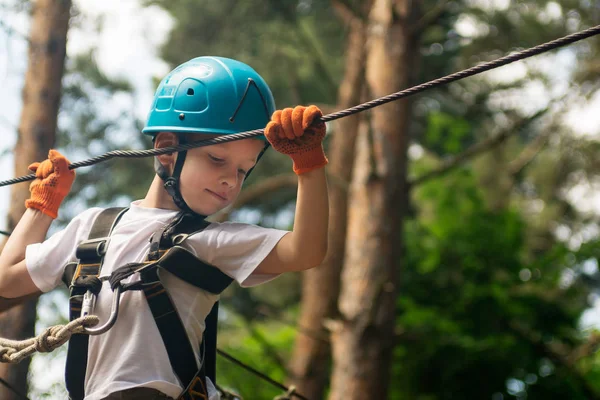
[62,207,234,400]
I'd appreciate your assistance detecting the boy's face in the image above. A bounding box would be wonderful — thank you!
[177,135,265,216]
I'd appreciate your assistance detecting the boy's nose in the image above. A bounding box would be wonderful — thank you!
[220,170,238,189]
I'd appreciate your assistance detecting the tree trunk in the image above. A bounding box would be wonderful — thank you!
[0,0,71,398]
[328,0,420,399]
[287,6,368,399]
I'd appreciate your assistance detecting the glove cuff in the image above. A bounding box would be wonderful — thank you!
[290,145,329,175]
[25,189,66,219]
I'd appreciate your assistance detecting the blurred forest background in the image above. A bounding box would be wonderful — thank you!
[1,0,600,399]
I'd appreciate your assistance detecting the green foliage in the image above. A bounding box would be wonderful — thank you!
[145,0,345,108]
[57,50,154,222]
[217,312,297,399]
[28,0,600,398]
[425,112,472,155]
[393,168,599,399]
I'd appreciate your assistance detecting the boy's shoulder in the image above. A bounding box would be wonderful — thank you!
[65,206,105,227]
[201,220,289,241]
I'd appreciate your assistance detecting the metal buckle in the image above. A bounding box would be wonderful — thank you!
[172,233,188,246]
[79,237,111,257]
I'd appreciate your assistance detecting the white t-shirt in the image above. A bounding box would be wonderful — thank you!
[25,201,288,400]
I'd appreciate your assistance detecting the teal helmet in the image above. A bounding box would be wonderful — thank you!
[143,56,276,138]
[144,57,275,217]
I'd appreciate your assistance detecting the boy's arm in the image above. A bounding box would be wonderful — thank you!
[0,209,53,298]
[256,106,329,274]
[0,150,75,298]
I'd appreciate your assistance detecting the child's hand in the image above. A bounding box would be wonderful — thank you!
[25,149,75,219]
[265,105,328,174]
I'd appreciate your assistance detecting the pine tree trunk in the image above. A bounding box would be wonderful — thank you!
[0,0,71,398]
[328,1,420,399]
[287,8,367,398]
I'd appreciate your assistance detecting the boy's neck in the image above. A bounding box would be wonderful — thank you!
[139,175,179,211]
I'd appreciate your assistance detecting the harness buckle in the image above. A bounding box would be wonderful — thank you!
[77,237,111,258]
[172,233,188,245]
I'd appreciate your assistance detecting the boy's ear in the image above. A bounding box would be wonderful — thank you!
[154,132,179,171]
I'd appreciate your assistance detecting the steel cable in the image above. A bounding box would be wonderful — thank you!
[217,349,309,400]
[1,24,599,188]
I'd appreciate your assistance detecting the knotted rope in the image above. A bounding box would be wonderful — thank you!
[0,315,99,363]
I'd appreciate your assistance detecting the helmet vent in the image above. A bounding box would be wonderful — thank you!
[187,88,195,95]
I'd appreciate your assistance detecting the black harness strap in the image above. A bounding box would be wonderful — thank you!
[64,209,234,400]
[136,213,233,399]
[202,301,219,387]
[64,207,128,400]
[156,247,234,295]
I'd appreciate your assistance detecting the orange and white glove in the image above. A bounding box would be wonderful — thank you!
[265,105,328,175]
[25,149,75,219]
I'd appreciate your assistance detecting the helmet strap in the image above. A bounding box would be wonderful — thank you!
[156,135,205,217]
[244,142,270,180]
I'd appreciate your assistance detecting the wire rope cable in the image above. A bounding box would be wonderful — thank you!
[1,25,599,188]
[217,349,309,400]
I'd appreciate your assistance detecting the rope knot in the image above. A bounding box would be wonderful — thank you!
[0,346,15,362]
[34,323,75,353]
[0,315,100,364]
[34,326,59,353]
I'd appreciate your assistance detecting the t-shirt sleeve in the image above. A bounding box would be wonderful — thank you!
[185,222,289,287]
[25,208,104,292]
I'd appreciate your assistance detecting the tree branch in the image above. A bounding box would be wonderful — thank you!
[568,332,600,365]
[410,0,449,34]
[508,130,551,176]
[410,110,547,188]
[331,0,363,25]
[409,129,513,188]
[267,0,339,100]
[506,94,569,176]
[295,21,339,100]
[509,321,600,399]
[210,174,298,223]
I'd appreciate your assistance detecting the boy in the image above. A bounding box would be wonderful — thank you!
[0,56,329,400]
